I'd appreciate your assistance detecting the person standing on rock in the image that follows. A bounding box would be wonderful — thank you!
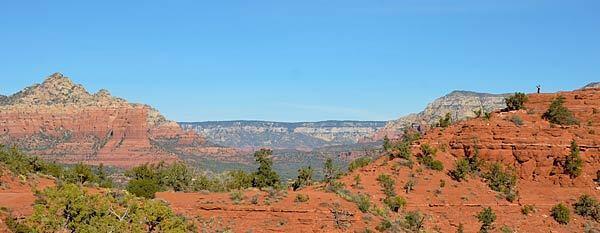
[536,85,541,94]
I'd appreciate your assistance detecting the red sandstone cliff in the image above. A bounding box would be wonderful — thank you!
[418,88,600,185]
[0,73,231,167]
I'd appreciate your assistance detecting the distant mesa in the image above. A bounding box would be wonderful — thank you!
[179,120,386,150]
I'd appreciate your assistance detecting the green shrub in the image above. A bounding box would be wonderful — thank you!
[40,162,66,179]
[510,115,523,126]
[450,146,485,182]
[543,95,579,125]
[348,157,372,172]
[436,113,452,128]
[376,220,392,232]
[292,166,313,191]
[96,163,113,188]
[477,207,496,233]
[403,211,425,232]
[160,161,194,192]
[473,108,483,118]
[227,169,254,190]
[125,162,256,194]
[0,145,81,182]
[505,92,528,111]
[376,174,396,197]
[402,129,421,143]
[125,162,197,197]
[7,184,195,232]
[294,193,310,203]
[0,145,38,176]
[500,225,514,233]
[449,158,470,181]
[353,194,371,213]
[325,180,346,193]
[323,158,341,185]
[483,163,518,202]
[384,196,406,212]
[466,147,484,173]
[483,112,492,120]
[126,178,161,199]
[383,136,392,151]
[521,204,536,215]
[398,142,413,161]
[252,149,280,188]
[230,190,245,204]
[565,140,583,178]
[418,144,444,171]
[64,163,98,185]
[551,203,571,225]
[429,160,444,171]
[574,195,600,220]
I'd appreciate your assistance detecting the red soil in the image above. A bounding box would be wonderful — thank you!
[157,88,600,232]
[157,187,370,232]
[0,171,55,232]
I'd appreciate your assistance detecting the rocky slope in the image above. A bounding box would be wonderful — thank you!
[341,87,600,232]
[180,121,385,150]
[374,90,510,140]
[0,73,228,168]
[158,87,600,233]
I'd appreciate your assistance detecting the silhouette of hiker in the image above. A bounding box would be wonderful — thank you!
[536,85,541,94]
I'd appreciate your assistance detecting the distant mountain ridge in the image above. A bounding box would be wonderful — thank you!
[179,120,386,150]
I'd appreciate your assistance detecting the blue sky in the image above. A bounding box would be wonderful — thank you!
[1,1,599,122]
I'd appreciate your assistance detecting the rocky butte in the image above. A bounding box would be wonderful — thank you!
[0,73,231,168]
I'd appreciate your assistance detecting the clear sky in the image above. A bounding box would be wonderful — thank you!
[1,1,598,122]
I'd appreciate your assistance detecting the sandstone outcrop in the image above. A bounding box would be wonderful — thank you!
[420,87,600,185]
[0,73,214,167]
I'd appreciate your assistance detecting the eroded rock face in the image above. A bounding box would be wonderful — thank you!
[420,88,600,185]
[0,73,208,167]
[374,90,509,140]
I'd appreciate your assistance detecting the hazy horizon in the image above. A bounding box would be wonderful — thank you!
[2,1,599,122]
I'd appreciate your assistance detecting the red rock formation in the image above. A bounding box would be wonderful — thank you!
[419,88,600,186]
[0,73,212,168]
[154,88,600,233]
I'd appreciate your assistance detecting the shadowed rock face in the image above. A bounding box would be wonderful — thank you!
[374,90,509,140]
[179,120,386,150]
[0,73,211,168]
